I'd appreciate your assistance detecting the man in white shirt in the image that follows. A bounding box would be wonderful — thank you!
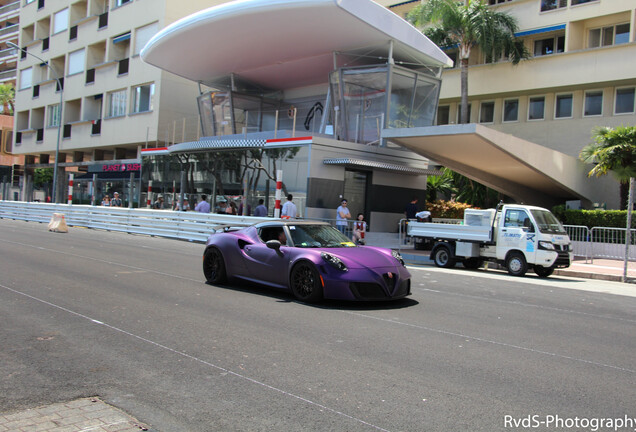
[281,194,297,219]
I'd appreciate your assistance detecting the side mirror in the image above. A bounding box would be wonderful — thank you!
[266,240,281,250]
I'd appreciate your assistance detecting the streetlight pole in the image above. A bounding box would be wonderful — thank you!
[8,42,64,203]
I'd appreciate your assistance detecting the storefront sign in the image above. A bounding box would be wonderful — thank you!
[88,162,141,173]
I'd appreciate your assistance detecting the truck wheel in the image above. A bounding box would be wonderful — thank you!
[534,265,555,278]
[433,245,455,268]
[462,258,483,270]
[506,252,527,277]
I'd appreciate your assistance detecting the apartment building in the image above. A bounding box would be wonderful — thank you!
[387,0,636,209]
[12,0,225,202]
[0,0,21,200]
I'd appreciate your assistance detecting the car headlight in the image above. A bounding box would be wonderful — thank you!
[539,241,555,250]
[321,252,348,272]
[392,250,405,266]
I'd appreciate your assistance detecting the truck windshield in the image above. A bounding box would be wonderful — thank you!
[530,210,566,234]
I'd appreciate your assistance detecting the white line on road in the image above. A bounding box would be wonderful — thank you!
[0,283,392,432]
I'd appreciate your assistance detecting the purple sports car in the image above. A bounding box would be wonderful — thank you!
[202,221,411,302]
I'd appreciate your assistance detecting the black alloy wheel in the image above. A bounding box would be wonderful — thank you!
[290,262,323,303]
[203,247,227,284]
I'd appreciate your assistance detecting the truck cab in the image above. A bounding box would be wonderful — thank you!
[484,205,573,276]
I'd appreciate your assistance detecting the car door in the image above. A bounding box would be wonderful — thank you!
[242,227,289,287]
[498,208,537,262]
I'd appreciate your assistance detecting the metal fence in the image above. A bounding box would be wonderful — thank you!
[1,202,634,263]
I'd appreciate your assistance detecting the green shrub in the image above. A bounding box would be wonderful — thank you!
[551,207,635,229]
[427,200,475,219]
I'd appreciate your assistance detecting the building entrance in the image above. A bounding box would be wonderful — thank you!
[343,169,369,222]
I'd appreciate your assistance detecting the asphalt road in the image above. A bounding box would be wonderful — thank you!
[1,218,635,432]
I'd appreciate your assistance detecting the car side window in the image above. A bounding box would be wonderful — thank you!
[504,209,531,229]
[259,227,286,244]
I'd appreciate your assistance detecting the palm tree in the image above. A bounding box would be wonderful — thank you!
[579,125,636,210]
[580,125,636,282]
[0,83,15,115]
[408,0,529,124]
[426,168,455,202]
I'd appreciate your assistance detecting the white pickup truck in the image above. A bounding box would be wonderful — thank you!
[407,204,573,277]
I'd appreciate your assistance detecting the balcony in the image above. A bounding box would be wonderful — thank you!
[0,1,19,20]
[439,42,636,98]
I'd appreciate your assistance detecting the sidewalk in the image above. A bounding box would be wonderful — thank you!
[0,398,150,432]
[364,232,636,283]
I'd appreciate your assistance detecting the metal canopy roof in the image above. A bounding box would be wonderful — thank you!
[141,0,452,91]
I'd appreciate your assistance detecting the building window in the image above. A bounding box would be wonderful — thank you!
[19,67,32,90]
[488,0,512,4]
[571,0,597,5]
[528,96,545,120]
[534,35,564,56]
[555,94,573,118]
[479,101,495,124]
[47,104,61,127]
[584,91,603,116]
[108,90,127,117]
[53,8,69,34]
[589,23,630,48]
[132,83,155,113]
[436,106,450,125]
[615,88,635,114]
[503,99,518,122]
[540,0,567,12]
[134,22,159,56]
[68,49,85,75]
[115,0,131,7]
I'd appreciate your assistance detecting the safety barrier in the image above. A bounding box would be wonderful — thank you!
[0,201,270,242]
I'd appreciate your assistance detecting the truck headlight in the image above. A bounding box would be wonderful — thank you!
[392,250,405,266]
[321,252,348,271]
[539,241,555,250]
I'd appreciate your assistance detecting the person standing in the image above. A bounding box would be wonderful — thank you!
[336,198,351,233]
[281,194,297,219]
[253,199,268,217]
[110,192,122,207]
[404,197,418,243]
[195,195,211,213]
[101,195,110,206]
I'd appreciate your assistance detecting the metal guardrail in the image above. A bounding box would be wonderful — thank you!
[0,201,270,242]
[1,202,634,262]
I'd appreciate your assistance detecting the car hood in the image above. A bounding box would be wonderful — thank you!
[323,247,399,269]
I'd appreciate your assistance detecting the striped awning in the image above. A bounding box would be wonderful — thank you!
[323,158,442,176]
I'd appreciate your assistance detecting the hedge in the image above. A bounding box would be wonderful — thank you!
[552,206,636,229]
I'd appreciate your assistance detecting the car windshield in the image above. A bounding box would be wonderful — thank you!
[530,209,567,234]
[288,224,356,248]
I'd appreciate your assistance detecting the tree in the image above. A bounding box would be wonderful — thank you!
[426,168,455,202]
[579,125,636,282]
[0,83,15,115]
[408,0,529,124]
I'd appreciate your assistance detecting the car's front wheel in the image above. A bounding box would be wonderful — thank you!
[203,247,227,284]
[290,261,323,303]
[506,251,527,277]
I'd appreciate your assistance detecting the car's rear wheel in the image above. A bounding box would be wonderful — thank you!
[203,247,227,284]
[432,244,455,268]
[290,262,323,303]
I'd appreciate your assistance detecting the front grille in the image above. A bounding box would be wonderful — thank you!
[555,251,571,267]
[350,277,411,300]
[350,282,387,300]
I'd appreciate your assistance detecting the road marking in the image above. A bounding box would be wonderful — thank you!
[342,310,635,375]
[0,283,391,432]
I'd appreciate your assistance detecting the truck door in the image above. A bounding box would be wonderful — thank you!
[498,208,537,262]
